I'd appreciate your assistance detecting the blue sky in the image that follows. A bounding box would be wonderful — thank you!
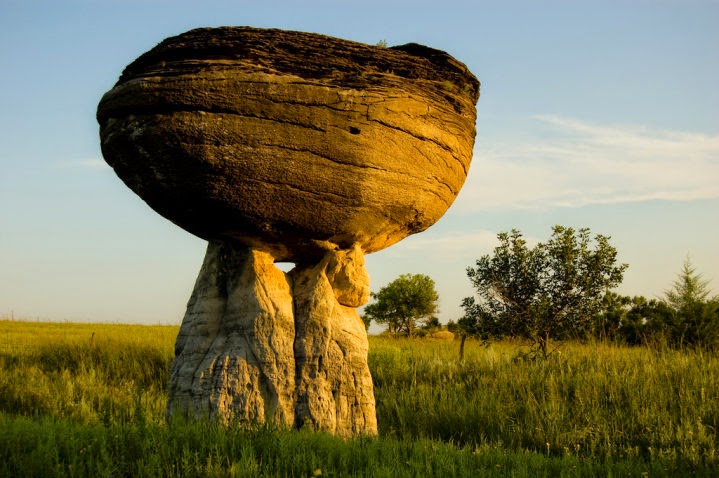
[1,0,717,325]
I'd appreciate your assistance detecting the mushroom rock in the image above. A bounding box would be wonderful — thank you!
[97,26,479,436]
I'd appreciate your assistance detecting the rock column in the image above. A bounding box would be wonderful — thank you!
[167,242,377,435]
[291,245,377,436]
[167,241,296,426]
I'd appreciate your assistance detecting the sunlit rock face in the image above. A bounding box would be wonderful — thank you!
[97,26,478,262]
[97,26,479,436]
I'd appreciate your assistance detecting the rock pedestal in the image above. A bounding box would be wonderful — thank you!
[167,241,377,435]
[291,245,376,434]
[167,241,296,426]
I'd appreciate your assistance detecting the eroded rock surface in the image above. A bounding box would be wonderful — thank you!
[291,245,376,435]
[167,241,296,426]
[97,27,479,261]
[168,241,377,435]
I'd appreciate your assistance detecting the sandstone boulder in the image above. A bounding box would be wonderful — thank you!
[97,27,479,261]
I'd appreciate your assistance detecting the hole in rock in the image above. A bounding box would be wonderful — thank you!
[275,262,296,273]
[349,126,361,135]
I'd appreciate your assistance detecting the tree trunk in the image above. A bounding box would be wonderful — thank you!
[538,332,551,359]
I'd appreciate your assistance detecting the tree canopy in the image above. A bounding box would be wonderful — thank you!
[362,273,439,337]
[459,226,628,357]
[592,258,719,350]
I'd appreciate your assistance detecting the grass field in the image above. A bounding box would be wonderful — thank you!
[0,320,717,477]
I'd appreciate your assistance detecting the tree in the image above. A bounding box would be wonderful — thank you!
[665,258,712,311]
[595,295,672,346]
[659,258,719,349]
[585,259,718,350]
[460,226,628,358]
[362,273,439,337]
[361,314,372,331]
[622,297,674,346]
[593,291,633,342]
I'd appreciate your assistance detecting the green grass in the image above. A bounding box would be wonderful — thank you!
[371,338,719,461]
[0,320,717,477]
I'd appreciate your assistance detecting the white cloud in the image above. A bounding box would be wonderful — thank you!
[454,115,719,211]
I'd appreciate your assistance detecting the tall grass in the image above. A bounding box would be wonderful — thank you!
[0,322,174,425]
[371,338,718,464]
[0,320,717,476]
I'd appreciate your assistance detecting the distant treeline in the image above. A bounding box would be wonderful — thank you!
[365,226,719,354]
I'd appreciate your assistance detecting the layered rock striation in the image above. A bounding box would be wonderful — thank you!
[97,26,479,262]
[97,27,479,436]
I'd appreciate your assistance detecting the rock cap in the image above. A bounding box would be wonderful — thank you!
[98,26,479,261]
